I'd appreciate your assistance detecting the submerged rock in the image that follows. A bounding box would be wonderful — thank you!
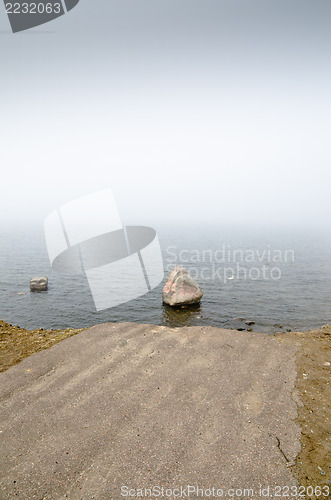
[162,266,203,306]
[30,277,48,292]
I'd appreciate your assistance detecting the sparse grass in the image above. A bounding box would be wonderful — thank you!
[0,320,85,373]
[277,325,331,497]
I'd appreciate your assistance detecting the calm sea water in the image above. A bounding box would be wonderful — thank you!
[0,224,330,334]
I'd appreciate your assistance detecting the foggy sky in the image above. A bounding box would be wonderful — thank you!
[1,0,330,229]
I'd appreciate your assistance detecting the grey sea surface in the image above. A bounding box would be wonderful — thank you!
[0,224,330,334]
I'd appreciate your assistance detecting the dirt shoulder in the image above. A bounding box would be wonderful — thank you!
[0,320,85,373]
[276,326,331,495]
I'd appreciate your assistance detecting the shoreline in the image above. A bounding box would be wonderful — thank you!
[0,319,330,495]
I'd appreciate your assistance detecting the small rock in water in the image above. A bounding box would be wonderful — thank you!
[245,320,255,326]
[235,317,244,321]
[237,327,245,331]
[30,277,48,292]
[162,266,203,306]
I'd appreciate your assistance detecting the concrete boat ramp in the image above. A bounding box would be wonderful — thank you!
[0,323,301,499]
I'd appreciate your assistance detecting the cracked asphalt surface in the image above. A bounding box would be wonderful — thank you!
[0,323,301,499]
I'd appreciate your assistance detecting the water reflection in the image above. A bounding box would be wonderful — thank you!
[162,303,202,328]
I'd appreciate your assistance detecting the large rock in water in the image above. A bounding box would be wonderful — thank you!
[30,277,48,292]
[162,266,203,306]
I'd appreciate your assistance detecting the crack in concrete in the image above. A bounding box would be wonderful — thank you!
[275,435,290,462]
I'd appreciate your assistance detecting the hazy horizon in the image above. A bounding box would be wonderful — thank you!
[1,0,330,230]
